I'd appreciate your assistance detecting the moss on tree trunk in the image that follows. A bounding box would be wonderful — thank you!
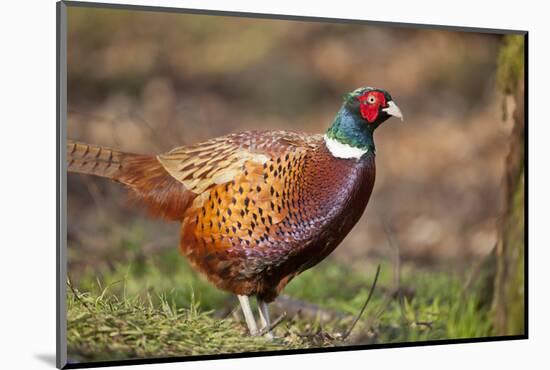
[491,35,525,336]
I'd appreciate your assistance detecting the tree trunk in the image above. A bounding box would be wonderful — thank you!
[491,35,525,336]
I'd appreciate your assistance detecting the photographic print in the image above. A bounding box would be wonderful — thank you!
[58,1,527,367]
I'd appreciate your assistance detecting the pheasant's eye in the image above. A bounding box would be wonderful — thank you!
[367,95,377,104]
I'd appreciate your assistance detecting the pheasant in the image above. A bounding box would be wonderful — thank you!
[67,86,403,337]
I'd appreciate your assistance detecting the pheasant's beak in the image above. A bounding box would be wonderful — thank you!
[383,101,403,121]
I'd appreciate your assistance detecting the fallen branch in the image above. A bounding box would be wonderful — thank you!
[258,312,287,336]
[271,295,349,323]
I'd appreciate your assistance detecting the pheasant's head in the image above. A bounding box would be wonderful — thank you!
[325,86,402,159]
[344,87,403,127]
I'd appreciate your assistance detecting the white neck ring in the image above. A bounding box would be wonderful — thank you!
[324,134,368,159]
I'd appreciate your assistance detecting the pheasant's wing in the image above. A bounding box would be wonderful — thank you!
[157,130,318,195]
[158,130,323,293]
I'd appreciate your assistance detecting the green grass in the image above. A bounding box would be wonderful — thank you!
[67,286,292,362]
[68,248,494,362]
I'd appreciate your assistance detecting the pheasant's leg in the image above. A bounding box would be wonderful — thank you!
[238,295,258,336]
[257,299,274,339]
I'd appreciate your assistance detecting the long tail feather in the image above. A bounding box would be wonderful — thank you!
[67,141,128,181]
[67,140,194,220]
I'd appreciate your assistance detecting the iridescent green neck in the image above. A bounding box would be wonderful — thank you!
[326,105,375,153]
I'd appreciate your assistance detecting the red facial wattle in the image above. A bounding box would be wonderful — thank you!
[359,91,387,124]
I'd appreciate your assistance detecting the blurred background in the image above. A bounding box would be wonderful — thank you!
[68,7,509,271]
[65,5,521,358]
